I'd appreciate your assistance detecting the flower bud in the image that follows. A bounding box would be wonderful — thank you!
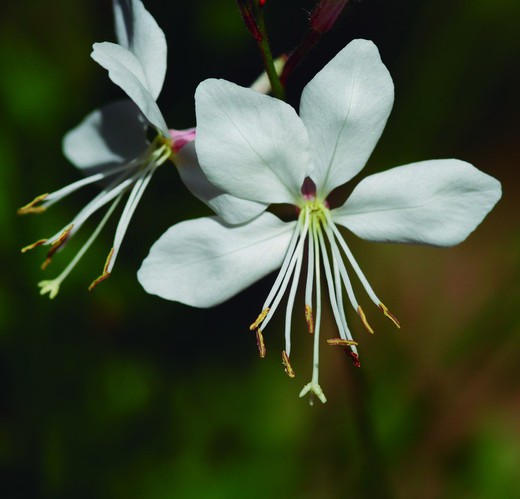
[310,0,349,34]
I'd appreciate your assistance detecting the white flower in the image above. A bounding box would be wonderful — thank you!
[19,0,262,298]
[138,39,501,403]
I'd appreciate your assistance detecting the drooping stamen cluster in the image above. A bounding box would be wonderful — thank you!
[19,134,175,298]
[249,188,400,404]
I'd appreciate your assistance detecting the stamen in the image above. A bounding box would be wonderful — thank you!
[41,224,74,270]
[88,247,114,291]
[357,305,374,334]
[62,173,134,238]
[328,215,383,307]
[108,168,155,274]
[305,304,314,334]
[257,211,310,333]
[21,238,48,253]
[327,338,358,346]
[17,193,49,215]
[332,256,357,350]
[282,350,295,378]
[304,221,315,320]
[37,196,122,299]
[31,164,132,212]
[347,350,361,368]
[316,224,351,340]
[284,237,305,356]
[323,223,359,310]
[255,329,266,358]
[250,307,270,330]
[379,303,401,329]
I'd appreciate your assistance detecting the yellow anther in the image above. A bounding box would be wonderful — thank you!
[281,350,295,378]
[255,329,266,358]
[326,338,358,346]
[21,238,48,253]
[379,303,401,329]
[357,305,374,334]
[17,193,49,215]
[305,304,315,334]
[249,307,270,331]
[88,247,114,291]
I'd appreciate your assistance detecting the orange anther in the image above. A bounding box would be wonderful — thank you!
[88,247,114,291]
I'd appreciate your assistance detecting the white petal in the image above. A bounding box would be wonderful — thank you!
[332,159,502,246]
[91,42,168,135]
[300,39,394,197]
[112,0,167,99]
[138,213,295,307]
[175,142,268,224]
[62,99,148,172]
[195,79,310,205]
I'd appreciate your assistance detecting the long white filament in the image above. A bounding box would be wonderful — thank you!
[251,200,391,403]
[328,212,381,306]
[42,163,132,209]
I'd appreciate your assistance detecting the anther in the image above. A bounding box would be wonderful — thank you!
[21,238,48,253]
[305,304,315,334]
[17,193,49,215]
[357,305,374,334]
[281,350,295,378]
[249,307,270,331]
[346,350,361,368]
[327,338,358,346]
[255,329,266,358]
[88,247,114,291]
[379,303,401,329]
[41,224,74,270]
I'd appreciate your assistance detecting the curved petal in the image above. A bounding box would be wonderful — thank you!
[62,99,148,172]
[112,0,167,99]
[91,42,168,135]
[300,39,394,197]
[175,142,268,224]
[195,79,310,205]
[138,213,296,307]
[332,159,502,247]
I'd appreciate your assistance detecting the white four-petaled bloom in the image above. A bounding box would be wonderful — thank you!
[138,39,501,403]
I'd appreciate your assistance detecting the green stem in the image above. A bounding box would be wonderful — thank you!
[255,8,285,100]
[350,366,394,499]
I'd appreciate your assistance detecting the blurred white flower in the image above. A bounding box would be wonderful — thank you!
[20,0,261,297]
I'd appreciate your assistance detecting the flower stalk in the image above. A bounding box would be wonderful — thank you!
[235,0,285,100]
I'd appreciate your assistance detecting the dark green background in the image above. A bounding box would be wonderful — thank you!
[1,1,519,497]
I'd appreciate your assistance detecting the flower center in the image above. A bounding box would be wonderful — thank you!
[249,197,400,404]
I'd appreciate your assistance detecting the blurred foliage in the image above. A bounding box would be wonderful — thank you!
[1,0,519,497]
